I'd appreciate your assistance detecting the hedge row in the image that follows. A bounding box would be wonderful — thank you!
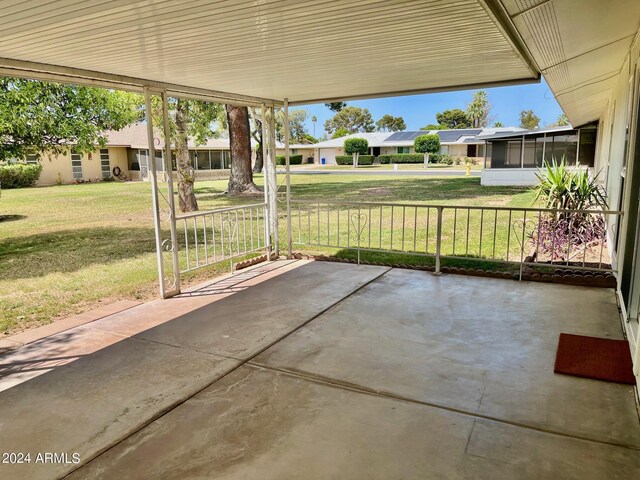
[335,155,374,166]
[0,163,43,188]
[377,153,454,165]
[275,154,303,166]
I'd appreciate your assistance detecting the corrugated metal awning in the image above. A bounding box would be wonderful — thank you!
[0,0,540,105]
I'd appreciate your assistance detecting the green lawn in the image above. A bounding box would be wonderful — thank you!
[0,174,532,334]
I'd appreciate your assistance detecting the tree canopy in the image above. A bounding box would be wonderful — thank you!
[414,134,440,154]
[492,121,504,127]
[324,106,375,135]
[150,97,223,145]
[325,102,346,112]
[519,110,541,129]
[466,90,490,128]
[331,127,350,139]
[275,109,309,143]
[435,109,471,129]
[0,78,141,161]
[376,114,406,132]
[420,124,444,130]
[551,113,570,127]
[344,137,369,155]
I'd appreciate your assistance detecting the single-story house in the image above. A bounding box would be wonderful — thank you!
[311,128,524,165]
[25,122,320,186]
[25,123,246,186]
[479,124,597,186]
[275,143,316,164]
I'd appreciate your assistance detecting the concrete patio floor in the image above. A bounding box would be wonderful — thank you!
[0,260,638,479]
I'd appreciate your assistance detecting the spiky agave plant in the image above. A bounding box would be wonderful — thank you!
[532,158,607,210]
[530,158,607,261]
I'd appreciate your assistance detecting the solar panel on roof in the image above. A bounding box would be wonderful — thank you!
[385,132,405,141]
[437,129,482,142]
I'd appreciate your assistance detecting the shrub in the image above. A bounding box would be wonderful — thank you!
[378,154,423,164]
[275,154,303,166]
[532,159,606,210]
[529,158,608,261]
[344,138,368,155]
[0,163,43,188]
[414,134,440,154]
[430,153,454,165]
[336,155,374,165]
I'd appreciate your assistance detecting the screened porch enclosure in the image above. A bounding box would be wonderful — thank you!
[484,125,598,169]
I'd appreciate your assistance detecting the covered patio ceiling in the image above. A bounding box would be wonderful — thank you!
[0,2,638,125]
[502,0,640,126]
[0,0,540,106]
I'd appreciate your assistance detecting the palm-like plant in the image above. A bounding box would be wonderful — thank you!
[532,159,607,211]
[530,158,608,261]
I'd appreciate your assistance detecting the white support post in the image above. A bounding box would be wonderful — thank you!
[284,98,292,258]
[143,87,166,298]
[260,104,271,257]
[267,105,279,255]
[161,91,181,295]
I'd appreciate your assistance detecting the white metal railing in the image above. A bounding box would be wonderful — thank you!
[176,203,268,273]
[289,200,622,278]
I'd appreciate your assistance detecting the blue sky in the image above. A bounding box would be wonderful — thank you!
[297,78,564,138]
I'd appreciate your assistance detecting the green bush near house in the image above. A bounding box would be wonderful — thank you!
[414,134,441,156]
[432,154,454,165]
[378,154,422,164]
[336,155,374,165]
[0,163,43,188]
[275,154,303,166]
[378,153,455,165]
[343,138,369,156]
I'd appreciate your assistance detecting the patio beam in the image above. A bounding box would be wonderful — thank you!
[0,57,281,108]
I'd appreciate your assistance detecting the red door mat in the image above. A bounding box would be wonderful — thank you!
[554,333,636,385]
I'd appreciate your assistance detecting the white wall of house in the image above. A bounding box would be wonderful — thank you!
[595,29,640,377]
[480,168,540,186]
[481,166,591,186]
[318,147,342,165]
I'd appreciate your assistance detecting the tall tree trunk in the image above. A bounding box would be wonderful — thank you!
[175,99,198,212]
[226,105,260,195]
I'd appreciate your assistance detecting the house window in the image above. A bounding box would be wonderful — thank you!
[211,150,223,169]
[71,150,83,179]
[100,149,111,179]
[505,140,522,167]
[196,150,211,170]
[222,150,231,169]
[440,145,449,155]
[397,146,410,154]
[550,133,578,164]
[578,128,597,167]
[522,139,537,168]
[154,150,164,172]
[26,153,39,164]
